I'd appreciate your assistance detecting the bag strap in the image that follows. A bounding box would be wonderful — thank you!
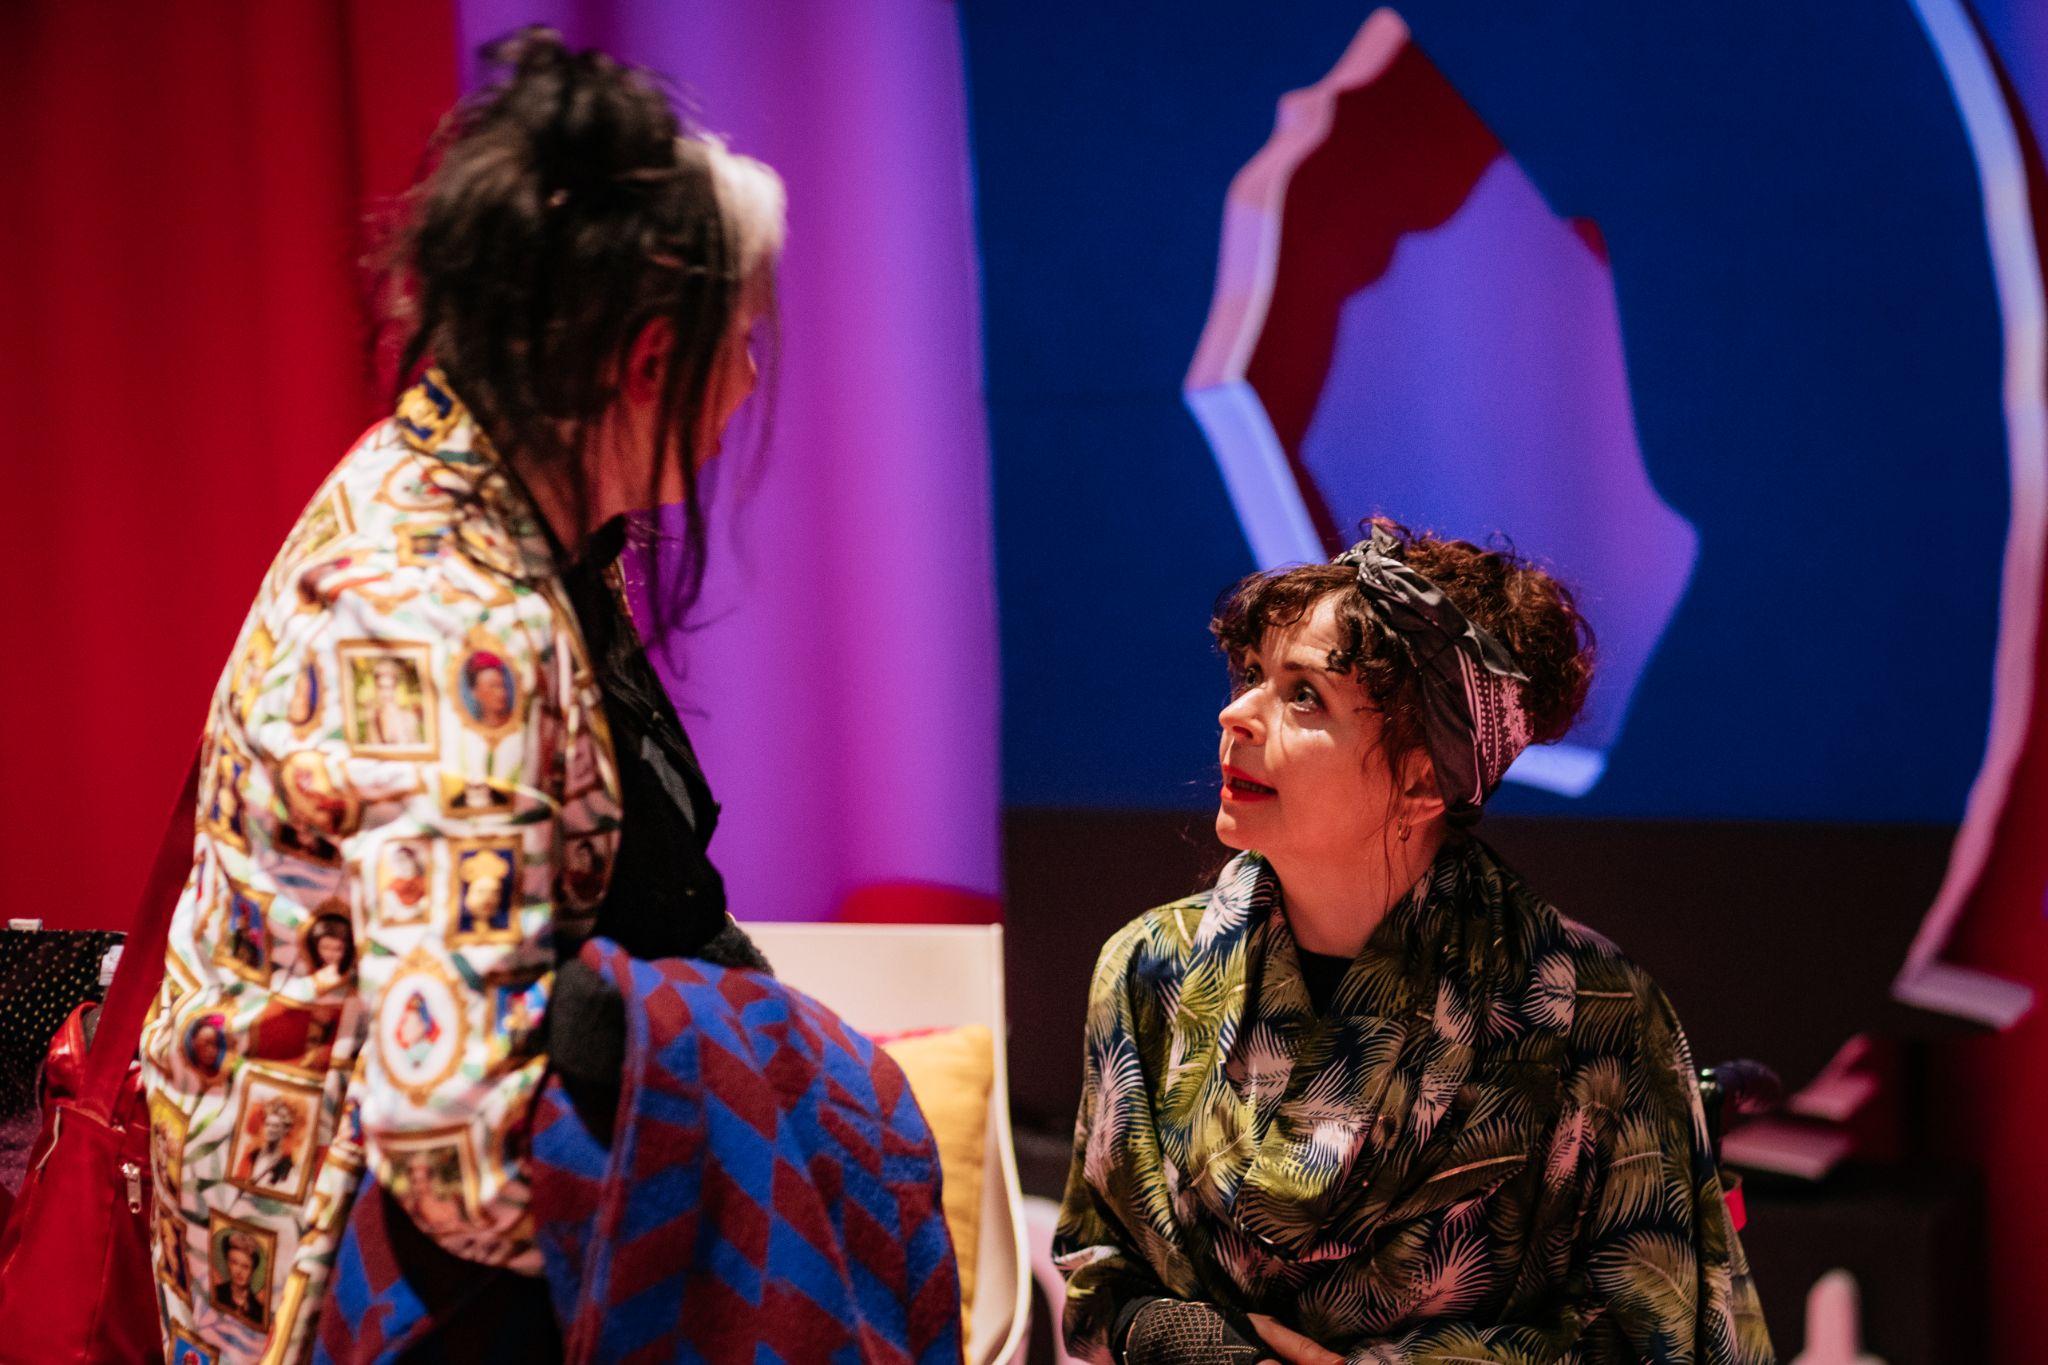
[79,743,203,1118]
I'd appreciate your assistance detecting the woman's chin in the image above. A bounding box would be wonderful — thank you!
[1215,808,1251,849]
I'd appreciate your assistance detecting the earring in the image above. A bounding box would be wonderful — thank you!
[1396,814,1411,842]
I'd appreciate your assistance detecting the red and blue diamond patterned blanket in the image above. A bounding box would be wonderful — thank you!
[317,940,963,1364]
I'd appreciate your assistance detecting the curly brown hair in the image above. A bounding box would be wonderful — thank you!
[1211,519,1596,775]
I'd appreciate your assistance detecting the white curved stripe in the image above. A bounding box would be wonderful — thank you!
[1186,9,1412,394]
[1184,10,1413,572]
[1895,0,2045,1026]
[1185,382,1326,566]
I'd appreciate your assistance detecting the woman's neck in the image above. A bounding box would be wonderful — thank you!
[507,404,647,559]
[514,454,605,560]
[1269,824,1448,958]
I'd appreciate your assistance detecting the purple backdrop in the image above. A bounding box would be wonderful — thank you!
[454,0,1000,921]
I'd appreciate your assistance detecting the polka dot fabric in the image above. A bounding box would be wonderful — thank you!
[0,928,122,1193]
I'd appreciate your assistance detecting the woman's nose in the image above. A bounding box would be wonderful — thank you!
[1219,690,1263,742]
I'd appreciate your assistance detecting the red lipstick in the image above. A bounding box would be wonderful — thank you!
[1221,765,1277,803]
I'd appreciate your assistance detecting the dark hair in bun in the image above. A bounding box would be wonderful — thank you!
[1212,517,1597,770]
[373,27,780,626]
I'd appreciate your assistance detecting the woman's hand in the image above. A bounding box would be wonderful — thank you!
[1119,1298,1277,1364]
[1249,1313,1346,1365]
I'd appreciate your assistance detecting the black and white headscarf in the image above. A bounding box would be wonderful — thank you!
[1333,526,1533,824]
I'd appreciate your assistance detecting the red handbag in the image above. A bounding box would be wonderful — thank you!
[0,754,198,1364]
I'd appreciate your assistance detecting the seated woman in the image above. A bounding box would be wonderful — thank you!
[1054,521,1772,1365]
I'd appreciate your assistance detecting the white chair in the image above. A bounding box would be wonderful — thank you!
[738,922,1032,1365]
[1022,1192,1085,1364]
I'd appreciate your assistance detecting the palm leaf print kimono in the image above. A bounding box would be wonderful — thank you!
[1055,837,1773,1364]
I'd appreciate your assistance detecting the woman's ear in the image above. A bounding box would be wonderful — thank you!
[625,318,675,403]
[1396,746,1447,827]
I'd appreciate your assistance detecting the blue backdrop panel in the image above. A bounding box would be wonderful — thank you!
[964,2,2009,822]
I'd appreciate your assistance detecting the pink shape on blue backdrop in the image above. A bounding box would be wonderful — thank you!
[1187,11,1693,798]
[1190,6,2048,1037]
[1301,154,1694,786]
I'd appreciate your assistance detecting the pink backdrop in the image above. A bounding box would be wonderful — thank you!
[453,1,1002,923]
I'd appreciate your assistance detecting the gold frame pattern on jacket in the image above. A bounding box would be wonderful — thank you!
[140,373,624,1365]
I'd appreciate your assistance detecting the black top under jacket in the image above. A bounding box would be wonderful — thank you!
[543,517,769,1102]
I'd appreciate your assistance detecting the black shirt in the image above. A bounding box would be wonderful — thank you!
[543,518,768,1099]
[1298,947,1352,1016]
[555,518,730,960]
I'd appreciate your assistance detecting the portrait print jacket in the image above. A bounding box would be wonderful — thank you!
[140,372,623,1365]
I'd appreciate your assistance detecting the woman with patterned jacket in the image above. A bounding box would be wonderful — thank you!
[1054,522,1774,1365]
[139,30,793,1365]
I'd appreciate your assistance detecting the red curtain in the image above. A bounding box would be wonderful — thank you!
[0,2,457,931]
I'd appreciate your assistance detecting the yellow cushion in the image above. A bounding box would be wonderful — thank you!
[880,1024,995,1344]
